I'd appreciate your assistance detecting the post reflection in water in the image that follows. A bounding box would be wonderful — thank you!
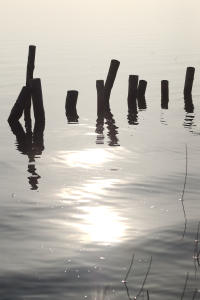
[183,95,195,133]
[95,110,120,147]
[9,120,45,190]
[95,117,104,145]
[105,111,120,147]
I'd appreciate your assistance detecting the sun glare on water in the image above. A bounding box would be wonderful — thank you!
[54,148,121,169]
[76,206,126,243]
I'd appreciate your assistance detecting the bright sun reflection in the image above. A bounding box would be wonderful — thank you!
[54,148,116,168]
[76,206,126,243]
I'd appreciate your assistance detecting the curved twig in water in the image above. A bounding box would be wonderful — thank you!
[181,272,189,300]
[135,256,153,299]
[123,252,134,300]
[192,288,197,300]
[193,221,200,276]
[181,144,188,240]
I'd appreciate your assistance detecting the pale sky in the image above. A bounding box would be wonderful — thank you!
[0,0,200,36]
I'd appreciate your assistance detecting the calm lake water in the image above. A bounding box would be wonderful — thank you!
[1,1,200,299]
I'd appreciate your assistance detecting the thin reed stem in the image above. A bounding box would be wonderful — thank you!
[125,253,134,282]
[135,256,153,299]
[192,288,197,300]
[147,290,150,300]
[181,272,189,300]
[181,144,188,240]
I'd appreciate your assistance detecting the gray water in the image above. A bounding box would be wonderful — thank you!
[1,1,200,299]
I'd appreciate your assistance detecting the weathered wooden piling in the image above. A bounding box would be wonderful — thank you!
[161,80,169,109]
[184,67,195,95]
[137,80,147,98]
[24,45,36,122]
[137,96,147,110]
[30,78,45,123]
[184,94,194,113]
[8,86,31,123]
[96,80,104,119]
[128,75,138,114]
[65,90,79,122]
[104,59,120,114]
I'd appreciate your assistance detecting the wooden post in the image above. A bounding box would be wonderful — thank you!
[184,95,194,113]
[161,80,169,109]
[8,86,31,123]
[138,96,147,110]
[96,80,104,119]
[128,75,138,114]
[137,80,147,98]
[24,45,36,122]
[30,78,45,123]
[65,90,79,122]
[104,59,120,114]
[184,67,195,95]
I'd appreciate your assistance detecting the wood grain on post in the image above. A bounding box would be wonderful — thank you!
[30,78,45,123]
[8,86,31,123]
[65,90,79,122]
[128,75,138,114]
[137,80,147,98]
[24,45,36,121]
[104,59,120,113]
[184,67,195,95]
[161,80,169,109]
[96,80,104,119]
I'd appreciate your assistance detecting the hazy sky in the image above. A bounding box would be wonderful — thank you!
[0,0,200,36]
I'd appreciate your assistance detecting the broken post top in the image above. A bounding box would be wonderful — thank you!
[96,80,104,89]
[66,90,79,98]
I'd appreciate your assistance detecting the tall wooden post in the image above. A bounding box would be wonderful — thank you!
[96,80,104,119]
[184,67,195,95]
[104,59,120,114]
[24,45,36,122]
[30,78,45,124]
[128,75,138,114]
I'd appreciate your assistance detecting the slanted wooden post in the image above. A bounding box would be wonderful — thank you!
[65,90,79,122]
[184,95,194,113]
[96,80,104,119]
[30,78,45,123]
[137,80,147,98]
[8,86,31,124]
[161,80,169,109]
[128,75,138,114]
[104,59,120,114]
[24,45,36,122]
[184,67,195,95]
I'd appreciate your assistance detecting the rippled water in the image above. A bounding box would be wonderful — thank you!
[1,1,200,299]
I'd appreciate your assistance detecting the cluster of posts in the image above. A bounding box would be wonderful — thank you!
[6,46,196,187]
[8,45,196,127]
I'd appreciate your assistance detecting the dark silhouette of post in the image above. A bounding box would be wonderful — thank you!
[65,90,79,123]
[30,78,45,124]
[96,80,104,119]
[161,80,169,109]
[8,86,31,124]
[184,67,195,95]
[127,75,138,114]
[137,80,147,110]
[184,94,194,113]
[24,45,36,123]
[104,59,120,115]
[137,80,147,98]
